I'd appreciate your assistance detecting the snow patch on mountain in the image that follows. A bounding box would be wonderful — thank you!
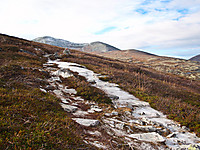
[33,36,87,49]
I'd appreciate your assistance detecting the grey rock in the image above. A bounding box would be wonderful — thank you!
[60,103,78,113]
[115,123,125,130]
[128,132,166,143]
[72,118,100,127]
[89,105,103,112]
[19,49,36,56]
[133,125,157,132]
[62,88,77,95]
[52,68,73,78]
[108,94,119,100]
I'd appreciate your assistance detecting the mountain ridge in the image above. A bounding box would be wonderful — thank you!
[33,36,120,53]
[189,54,200,62]
[33,36,87,50]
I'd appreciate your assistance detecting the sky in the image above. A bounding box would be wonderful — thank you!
[0,0,200,59]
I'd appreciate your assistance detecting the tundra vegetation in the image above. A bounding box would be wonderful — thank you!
[0,34,199,149]
[0,34,95,149]
[62,50,200,136]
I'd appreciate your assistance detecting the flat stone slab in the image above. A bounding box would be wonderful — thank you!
[52,68,73,78]
[88,105,103,113]
[62,88,77,95]
[72,110,89,117]
[60,103,78,113]
[132,106,164,118]
[72,118,100,127]
[128,132,165,143]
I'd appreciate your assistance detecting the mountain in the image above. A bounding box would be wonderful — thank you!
[33,37,120,53]
[33,36,87,49]
[1,33,200,149]
[82,41,120,53]
[189,54,200,62]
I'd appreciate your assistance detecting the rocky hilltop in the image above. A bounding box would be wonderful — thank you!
[33,37,120,53]
[33,36,87,49]
[82,41,120,53]
[189,54,200,62]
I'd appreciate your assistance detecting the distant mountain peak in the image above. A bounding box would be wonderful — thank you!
[189,54,200,62]
[33,36,120,53]
[83,41,120,53]
[33,36,87,49]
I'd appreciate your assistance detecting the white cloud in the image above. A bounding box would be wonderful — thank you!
[0,0,200,58]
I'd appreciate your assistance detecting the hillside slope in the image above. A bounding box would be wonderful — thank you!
[98,49,200,80]
[62,50,200,136]
[0,34,94,149]
[190,54,200,62]
[0,33,200,149]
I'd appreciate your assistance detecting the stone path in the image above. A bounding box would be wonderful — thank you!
[41,60,200,150]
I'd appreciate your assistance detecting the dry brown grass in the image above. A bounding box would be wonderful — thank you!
[62,50,200,136]
[0,34,95,149]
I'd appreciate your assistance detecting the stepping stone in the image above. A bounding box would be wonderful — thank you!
[72,118,100,127]
[72,110,89,117]
[60,103,78,113]
[88,105,102,113]
[128,132,166,143]
[52,68,73,78]
[63,88,77,95]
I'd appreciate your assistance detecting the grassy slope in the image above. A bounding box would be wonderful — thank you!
[0,34,94,149]
[0,33,199,150]
[62,50,200,136]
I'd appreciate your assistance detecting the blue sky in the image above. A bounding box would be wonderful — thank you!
[0,0,200,59]
[95,26,117,35]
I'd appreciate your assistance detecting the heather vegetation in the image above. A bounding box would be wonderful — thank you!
[0,33,199,149]
[0,34,94,149]
[61,73,112,104]
[62,50,200,136]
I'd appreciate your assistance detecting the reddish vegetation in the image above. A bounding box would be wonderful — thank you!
[0,34,94,149]
[0,33,199,150]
